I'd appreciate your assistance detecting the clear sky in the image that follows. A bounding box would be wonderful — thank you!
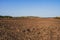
[0,0,60,17]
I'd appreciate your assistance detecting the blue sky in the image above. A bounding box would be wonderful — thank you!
[0,0,60,17]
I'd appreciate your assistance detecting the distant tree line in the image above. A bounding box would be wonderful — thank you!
[54,17,60,19]
[0,15,60,19]
[0,15,13,18]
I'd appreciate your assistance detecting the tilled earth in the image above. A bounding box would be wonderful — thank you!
[0,17,60,40]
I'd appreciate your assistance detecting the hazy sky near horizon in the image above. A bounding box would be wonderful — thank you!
[0,0,60,17]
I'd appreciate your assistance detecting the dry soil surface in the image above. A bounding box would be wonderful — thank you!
[0,17,60,40]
